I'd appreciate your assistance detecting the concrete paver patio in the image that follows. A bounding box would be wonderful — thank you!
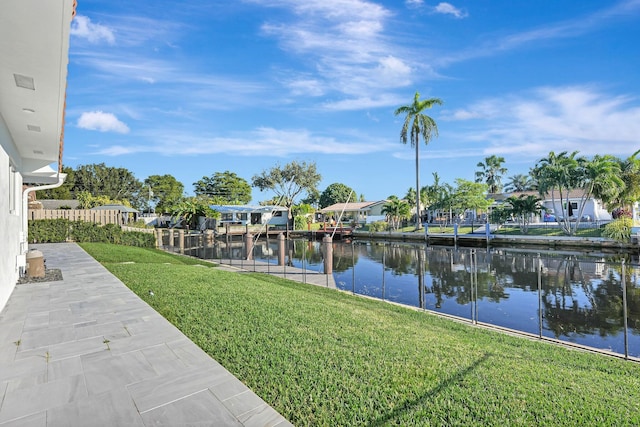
[0,243,291,426]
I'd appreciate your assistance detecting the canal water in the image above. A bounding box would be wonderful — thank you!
[195,237,640,358]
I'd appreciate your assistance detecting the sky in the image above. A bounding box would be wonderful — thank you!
[63,0,640,204]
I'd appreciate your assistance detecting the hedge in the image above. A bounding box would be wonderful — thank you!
[28,219,155,248]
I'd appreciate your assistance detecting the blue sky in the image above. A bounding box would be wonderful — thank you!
[64,0,640,203]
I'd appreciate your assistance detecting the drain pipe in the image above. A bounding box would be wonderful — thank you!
[21,172,67,255]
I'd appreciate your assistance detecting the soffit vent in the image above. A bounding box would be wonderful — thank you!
[14,74,35,90]
[27,125,41,132]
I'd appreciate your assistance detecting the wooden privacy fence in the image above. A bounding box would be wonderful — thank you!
[28,209,123,226]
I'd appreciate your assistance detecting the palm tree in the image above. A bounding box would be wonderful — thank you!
[504,173,535,193]
[578,155,624,220]
[475,155,507,194]
[382,197,411,230]
[612,149,640,210]
[506,194,541,233]
[394,92,443,230]
[531,151,581,234]
[404,187,417,210]
[425,172,453,225]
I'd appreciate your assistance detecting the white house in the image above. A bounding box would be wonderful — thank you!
[210,205,289,227]
[538,190,612,221]
[0,1,75,311]
[497,190,613,223]
[319,201,388,225]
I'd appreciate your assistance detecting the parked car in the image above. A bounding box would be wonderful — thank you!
[543,213,556,222]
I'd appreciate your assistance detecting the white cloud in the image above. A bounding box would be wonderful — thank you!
[444,109,482,121]
[77,111,130,134]
[252,0,423,108]
[322,94,407,111]
[449,86,640,161]
[286,77,325,96]
[433,3,468,19]
[436,1,640,67]
[70,15,115,44]
[94,126,395,157]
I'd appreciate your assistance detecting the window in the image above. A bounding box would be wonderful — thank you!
[273,211,283,217]
[237,213,248,221]
[221,213,233,221]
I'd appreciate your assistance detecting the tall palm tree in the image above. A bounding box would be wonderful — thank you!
[395,92,443,229]
[475,155,507,194]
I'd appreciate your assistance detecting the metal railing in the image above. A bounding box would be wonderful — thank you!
[156,228,640,360]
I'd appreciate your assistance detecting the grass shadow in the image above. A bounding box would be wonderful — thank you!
[369,352,491,426]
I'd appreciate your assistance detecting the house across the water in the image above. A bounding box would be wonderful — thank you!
[319,201,388,225]
[210,205,289,227]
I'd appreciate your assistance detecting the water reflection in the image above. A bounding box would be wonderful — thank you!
[194,238,640,357]
[347,242,640,357]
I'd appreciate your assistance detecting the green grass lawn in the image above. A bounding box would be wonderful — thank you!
[82,243,640,426]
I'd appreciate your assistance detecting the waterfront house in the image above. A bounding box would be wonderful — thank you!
[210,204,289,227]
[488,190,613,224]
[319,201,388,225]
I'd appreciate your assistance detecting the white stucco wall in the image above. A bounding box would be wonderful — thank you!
[0,142,23,312]
[542,198,612,221]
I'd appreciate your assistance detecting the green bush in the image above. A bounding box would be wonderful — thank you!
[294,215,307,230]
[129,219,153,229]
[602,217,633,241]
[368,221,388,232]
[28,218,70,242]
[71,220,110,242]
[28,219,155,248]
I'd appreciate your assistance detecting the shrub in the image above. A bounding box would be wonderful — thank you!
[602,217,633,241]
[368,221,388,232]
[129,219,153,229]
[294,215,307,230]
[28,219,155,248]
[28,218,69,242]
[71,221,110,242]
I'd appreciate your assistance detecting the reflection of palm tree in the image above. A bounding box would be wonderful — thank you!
[417,247,425,309]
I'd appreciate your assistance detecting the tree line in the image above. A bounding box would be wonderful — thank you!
[37,147,640,236]
[378,150,640,235]
[36,161,351,216]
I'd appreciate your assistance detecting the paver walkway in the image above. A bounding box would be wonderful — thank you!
[0,243,291,427]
